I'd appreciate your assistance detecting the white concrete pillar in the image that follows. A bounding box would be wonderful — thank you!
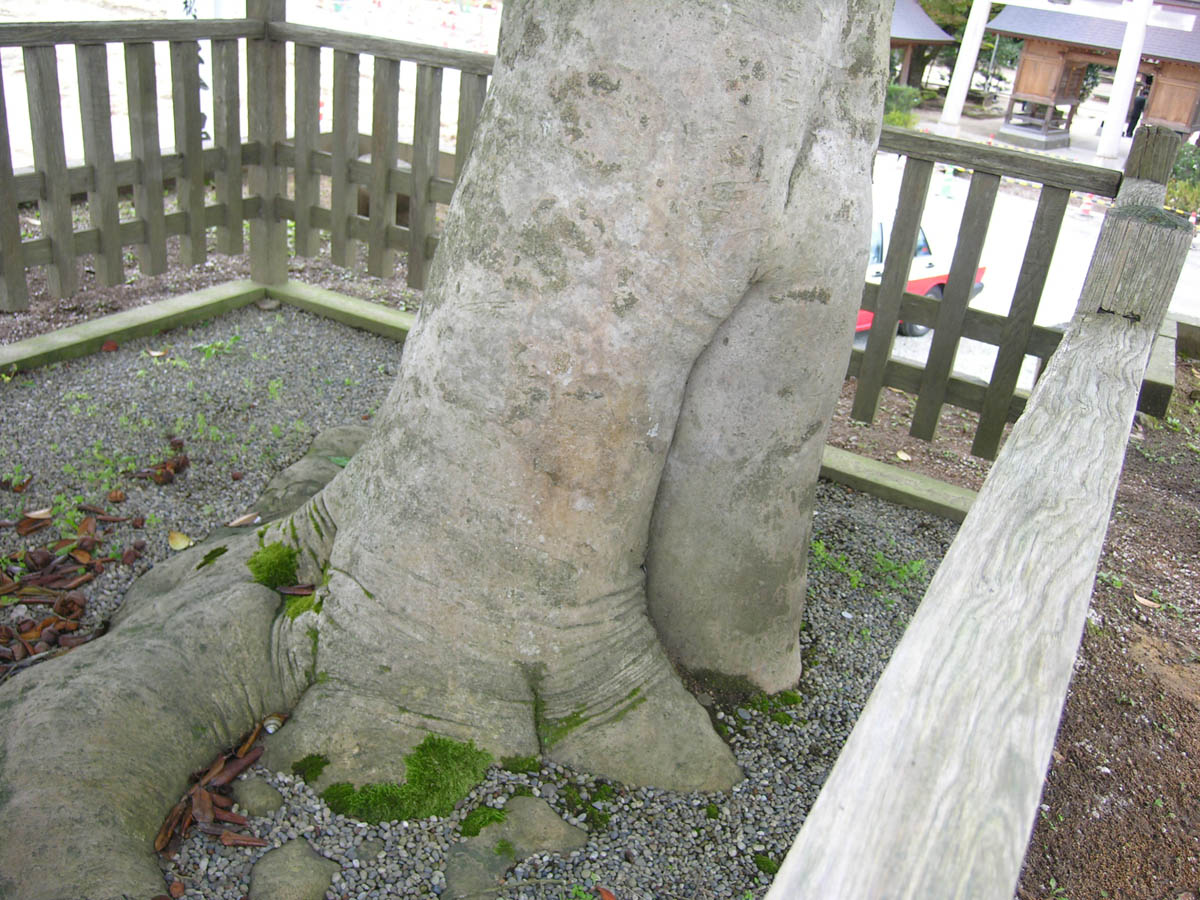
[1097,0,1154,162]
[938,0,993,132]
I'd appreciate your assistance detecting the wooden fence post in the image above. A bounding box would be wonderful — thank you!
[407,63,443,290]
[125,41,168,276]
[76,42,124,287]
[0,64,28,311]
[212,36,244,257]
[24,44,77,299]
[247,0,287,284]
[767,126,1190,900]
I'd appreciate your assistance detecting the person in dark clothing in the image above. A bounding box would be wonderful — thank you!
[1126,79,1152,137]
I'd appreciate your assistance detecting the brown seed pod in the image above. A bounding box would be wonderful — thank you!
[39,627,58,646]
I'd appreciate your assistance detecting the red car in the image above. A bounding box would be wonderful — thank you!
[857,221,986,337]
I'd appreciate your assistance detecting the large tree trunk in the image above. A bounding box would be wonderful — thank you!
[0,3,888,897]
[266,0,888,790]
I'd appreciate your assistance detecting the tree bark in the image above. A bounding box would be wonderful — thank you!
[265,0,889,790]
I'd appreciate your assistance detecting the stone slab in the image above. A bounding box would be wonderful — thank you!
[249,839,339,900]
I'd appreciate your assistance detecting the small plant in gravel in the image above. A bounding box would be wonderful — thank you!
[809,538,864,588]
[500,754,541,774]
[753,853,780,875]
[246,541,298,589]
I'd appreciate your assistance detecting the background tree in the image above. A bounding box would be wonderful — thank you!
[0,2,891,897]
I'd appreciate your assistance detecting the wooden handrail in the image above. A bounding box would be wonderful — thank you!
[880,126,1122,196]
[0,19,261,46]
[768,126,1190,899]
[268,22,495,75]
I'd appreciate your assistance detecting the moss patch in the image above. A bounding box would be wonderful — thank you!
[754,853,780,875]
[291,753,330,784]
[706,802,720,820]
[320,734,492,824]
[460,805,507,837]
[194,545,228,570]
[247,541,298,588]
[500,755,541,774]
[283,593,322,620]
[494,838,516,860]
[563,781,615,831]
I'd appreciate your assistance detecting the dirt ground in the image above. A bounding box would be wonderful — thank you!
[3,233,1200,899]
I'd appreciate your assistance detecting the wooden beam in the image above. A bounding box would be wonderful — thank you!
[268,21,494,75]
[329,49,359,268]
[366,55,400,278]
[768,126,1189,900]
[171,39,207,266]
[75,43,123,287]
[0,19,260,47]
[292,42,320,258]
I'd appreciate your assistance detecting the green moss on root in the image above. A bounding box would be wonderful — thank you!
[247,541,298,588]
[320,734,492,824]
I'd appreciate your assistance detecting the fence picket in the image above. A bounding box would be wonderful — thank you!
[972,186,1070,459]
[408,63,443,289]
[455,72,488,178]
[293,42,320,258]
[0,64,27,310]
[24,45,77,299]
[170,39,207,267]
[367,55,400,278]
[330,48,359,268]
[124,41,167,275]
[851,156,934,424]
[211,38,243,256]
[247,0,286,284]
[910,170,1001,440]
[75,42,123,287]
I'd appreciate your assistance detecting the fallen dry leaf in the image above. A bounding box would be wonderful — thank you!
[191,786,214,824]
[596,889,617,900]
[896,450,912,462]
[148,349,168,358]
[168,881,185,899]
[154,799,188,852]
[100,339,119,352]
[1134,593,1162,610]
[107,489,126,503]
[23,507,52,519]
[167,531,195,551]
[226,512,260,528]
[16,517,52,537]
[219,830,268,848]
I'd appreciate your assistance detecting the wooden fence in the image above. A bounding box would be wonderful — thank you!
[0,4,493,309]
[0,6,1177,465]
[768,126,1191,900]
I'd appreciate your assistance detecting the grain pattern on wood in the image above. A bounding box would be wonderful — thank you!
[211,38,243,256]
[0,64,28,309]
[768,128,1188,900]
[329,48,359,267]
[408,63,443,289]
[0,20,259,47]
[292,42,320,257]
[910,171,1000,440]
[75,43,123,287]
[972,186,1069,459]
[170,40,207,266]
[247,0,287,284]
[455,72,488,178]
[880,126,1121,197]
[367,55,400,278]
[269,22,494,75]
[124,41,167,275]
[851,156,933,423]
[24,45,76,299]
[1123,124,1179,183]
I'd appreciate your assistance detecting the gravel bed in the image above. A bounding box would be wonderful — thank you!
[0,305,958,899]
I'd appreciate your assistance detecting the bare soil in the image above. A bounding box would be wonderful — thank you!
[4,239,1199,900]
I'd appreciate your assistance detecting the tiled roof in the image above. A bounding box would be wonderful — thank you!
[892,0,956,45]
[988,5,1200,65]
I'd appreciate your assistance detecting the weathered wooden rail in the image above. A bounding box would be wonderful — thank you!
[768,127,1191,900]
